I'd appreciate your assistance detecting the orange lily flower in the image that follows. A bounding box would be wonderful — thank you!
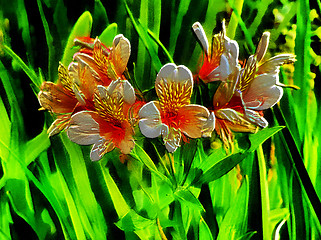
[193,21,239,83]
[67,80,136,161]
[138,63,215,153]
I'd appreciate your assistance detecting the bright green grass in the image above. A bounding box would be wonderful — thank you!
[0,0,320,239]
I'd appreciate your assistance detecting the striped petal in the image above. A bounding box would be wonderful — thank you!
[90,138,114,161]
[67,111,101,145]
[178,104,213,138]
[244,109,268,128]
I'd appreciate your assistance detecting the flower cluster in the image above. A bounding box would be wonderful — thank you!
[193,22,295,149]
[38,21,295,160]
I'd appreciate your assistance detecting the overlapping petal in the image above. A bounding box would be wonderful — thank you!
[139,63,215,152]
[193,21,239,83]
[67,81,136,160]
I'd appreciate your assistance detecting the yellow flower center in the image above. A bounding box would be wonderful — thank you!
[94,92,125,125]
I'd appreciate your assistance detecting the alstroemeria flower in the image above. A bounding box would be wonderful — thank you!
[193,21,239,83]
[138,63,215,153]
[67,80,136,161]
[213,66,258,149]
[38,63,81,136]
[236,32,296,127]
[38,52,108,136]
[212,32,295,149]
[74,34,131,84]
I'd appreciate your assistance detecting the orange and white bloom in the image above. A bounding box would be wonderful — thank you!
[138,63,215,153]
[38,63,82,136]
[237,32,296,127]
[213,32,295,149]
[67,80,136,161]
[193,21,239,83]
[38,34,131,137]
[74,34,131,84]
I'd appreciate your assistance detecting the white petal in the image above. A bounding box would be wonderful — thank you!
[225,39,239,67]
[113,34,124,48]
[244,109,268,128]
[122,80,135,105]
[112,34,131,74]
[97,85,108,99]
[202,112,215,137]
[67,111,101,145]
[106,80,135,105]
[243,74,283,110]
[192,22,209,55]
[255,32,270,62]
[138,101,163,138]
[156,63,193,86]
[215,108,246,124]
[218,54,230,80]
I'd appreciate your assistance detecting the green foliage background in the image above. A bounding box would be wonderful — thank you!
[0,0,320,239]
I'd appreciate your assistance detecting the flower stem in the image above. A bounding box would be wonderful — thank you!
[257,145,270,240]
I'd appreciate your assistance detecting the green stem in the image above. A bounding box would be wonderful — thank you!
[37,0,54,82]
[148,29,174,64]
[257,145,270,240]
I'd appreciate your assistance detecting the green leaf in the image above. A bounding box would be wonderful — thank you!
[115,209,154,232]
[199,217,214,240]
[61,11,93,66]
[174,188,204,212]
[216,178,249,240]
[193,152,250,186]
[24,129,51,166]
[131,144,168,181]
[248,126,284,152]
[124,0,162,72]
[99,23,118,47]
[193,127,284,185]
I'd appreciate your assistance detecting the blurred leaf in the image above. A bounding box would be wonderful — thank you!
[61,11,93,66]
[99,23,118,47]
[237,231,257,240]
[37,0,54,82]
[124,0,162,72]
[6,179,51,240]
[93,0,109,34]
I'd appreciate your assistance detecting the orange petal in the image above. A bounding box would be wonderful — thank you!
[178,104,211,138]
[38,82,77,114]
[112,34,131,76]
